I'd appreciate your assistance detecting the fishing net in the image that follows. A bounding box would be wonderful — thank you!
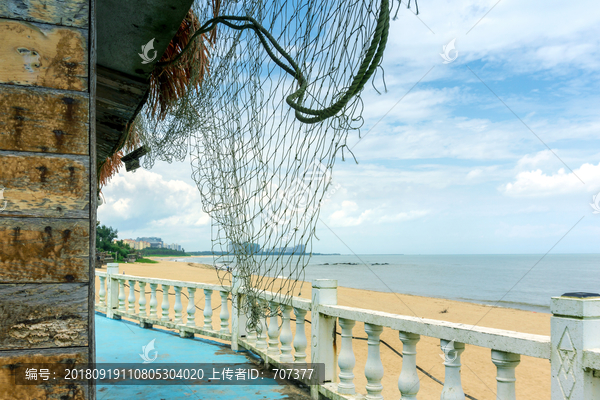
[135,0,417,333]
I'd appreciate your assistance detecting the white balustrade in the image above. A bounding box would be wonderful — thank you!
[138,281,147,316]
[94,272,599,400]
[174,286,183,324]
[440,339,466,400]
[267,301,281,357]
[127,280,136,313]
[491,350,520,400]
[242,296,257,345]
[247,324,258,346]
[279,305,293,362]
[398,331,420,399]
[149,283,158,318]
[337,318,356,395]
[186,287,196,327]
[311,279,338,389]
[293,308,307,362]
[220,291,229,333]
[364,323,384,400]
[257,325,268,349]
[257,302,268,350]
[203,289,213,330]
[118,280,126,312]
[161,284,170,322]
[98,276,106,307]
[551,293,600,399]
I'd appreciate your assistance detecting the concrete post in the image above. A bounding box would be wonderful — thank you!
[105,263,119,319]
[551,292,600,400]
[311,279,338,399]
[230,274,245,351]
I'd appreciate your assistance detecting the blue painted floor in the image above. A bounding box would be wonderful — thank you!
[95,313,309,399]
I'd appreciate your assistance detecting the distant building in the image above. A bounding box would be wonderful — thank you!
[136,237,163,248]
[228,242,261,255]
[134,241,151,250]
[274,244,306,255]
[111,238,153,250]
[110,237,182,251]
[112,238,135,246]
[122,239,136,247]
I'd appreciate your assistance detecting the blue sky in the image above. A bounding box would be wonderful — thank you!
[98,0,600,254]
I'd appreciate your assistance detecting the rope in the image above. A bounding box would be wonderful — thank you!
[156,2,391,124]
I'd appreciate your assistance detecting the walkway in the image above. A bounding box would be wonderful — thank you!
[95,313,310,400]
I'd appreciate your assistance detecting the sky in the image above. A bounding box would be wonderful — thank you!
[98,0,600,254]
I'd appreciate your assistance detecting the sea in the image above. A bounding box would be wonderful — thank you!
[173,254,600,313]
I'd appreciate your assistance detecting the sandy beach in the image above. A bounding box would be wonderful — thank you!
[95,258,550,399]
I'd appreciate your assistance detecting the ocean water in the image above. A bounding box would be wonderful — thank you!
[179,254,600,313]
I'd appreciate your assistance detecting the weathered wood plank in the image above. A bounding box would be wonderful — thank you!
[96,65,148,116]
[0,18,88,91]
[0,346,88,399]
[95,65,149,163]
[0,151,89,218]
[0,0,89,28]
[0,283,88,350]
[88,0,97,377]
[0,217,89,283]
[0,84,89,154]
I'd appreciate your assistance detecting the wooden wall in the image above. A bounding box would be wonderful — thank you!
[0,0,95,399]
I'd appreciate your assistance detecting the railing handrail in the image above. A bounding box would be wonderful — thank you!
[583,348,600,370]
[110,273,231,292]
[248,288,312,311]
[97,270,548,358]
[319,304,551,359]
[94,271,600,399]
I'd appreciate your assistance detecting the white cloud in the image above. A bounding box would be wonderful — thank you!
[377,210,430,223]
[111,198,131,218]
[385,0,600,74]
[95,0,600,253]
[97,167,211,249]
[327,201,373,227]
[502,162,600,197]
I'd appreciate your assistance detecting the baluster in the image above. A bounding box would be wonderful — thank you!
[186,287,196,327]
[243,296,257,345]
[267,301,280,357]
[246,327,257,346]
[338,318,356,394]
[293,308,307,362]
[440,339,466,400]
[398,332,420,399]
[220,291,230,333]
[127,280,136,313]
[279,305,293,362]
[149,283,158,318]
[364,323,384,400]
[173,286,183,324]
[491,350,520,400]
[161,284,170,322]
[98,276,106,307]
[138,281,147,316]
[118,280,126,312]
[245,301,258,346]
[256,300,268,350]
[203,289,213,330]
[240,294,256,345]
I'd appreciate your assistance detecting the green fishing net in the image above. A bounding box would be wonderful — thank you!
[135,0,417,333]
